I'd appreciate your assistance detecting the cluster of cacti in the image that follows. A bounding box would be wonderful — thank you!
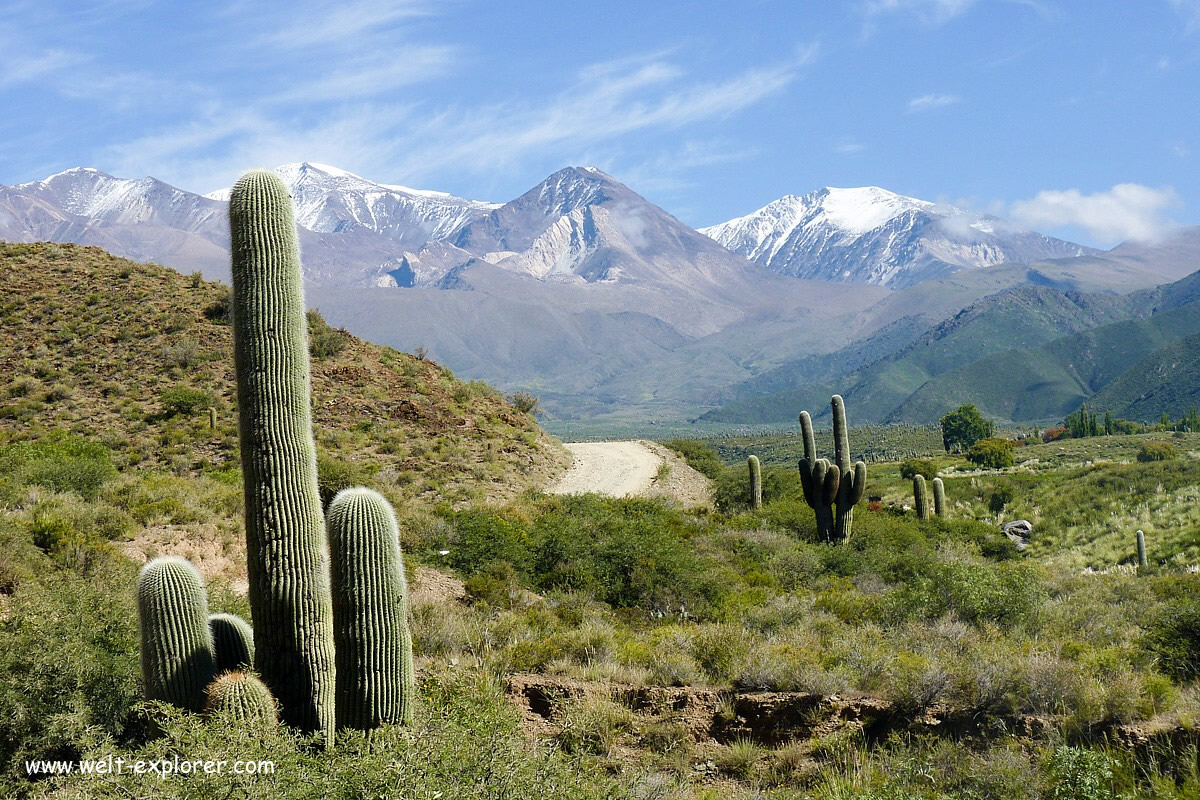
[748,455,762,510]
[205,671,278,725]
[798,395,867,542]
[913,475,930,521]
[932,477,946,518]
[137,169,415,740]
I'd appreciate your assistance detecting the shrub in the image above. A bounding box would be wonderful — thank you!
[663,439,724,480]
[0,435,117,500]
[508,391,540,415]
[158,386,217,418]
[316,453,372,508]
[1144,596,1200,682]
[989,486,1013,514]
[1046,746,1116,800]
[1137,442,1176,463]
[900,458,938,480]
[306,308,347,360]
[967,438,1016,469]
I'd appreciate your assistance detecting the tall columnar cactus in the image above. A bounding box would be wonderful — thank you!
[326,487,415,729]
[209,613,255,674]
[205,671,279,726]
[932,477,946,518]
[831,396,867,541]
[229,169,335,737]
[137,556,216,712]
[1137,529,1148,569]
[748,455,762,510]
[913,475,930,521]
[798,411,838,541]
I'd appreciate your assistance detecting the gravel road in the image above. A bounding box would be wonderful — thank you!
[548,440,663,497]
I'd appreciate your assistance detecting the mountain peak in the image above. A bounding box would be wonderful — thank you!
[702,186,1094,288]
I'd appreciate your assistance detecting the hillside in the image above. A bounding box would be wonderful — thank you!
[702,284,1139,424]
[890,297,1200,422]
[1088,330,1200,420]
[0,242,568,504]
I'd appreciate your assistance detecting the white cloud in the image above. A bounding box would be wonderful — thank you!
[907,93,961,112]
[834,141,866,155]
[1010,183,1180,244]
[863,0,976,24]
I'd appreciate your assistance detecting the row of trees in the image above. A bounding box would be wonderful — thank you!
[941,402,1200,452]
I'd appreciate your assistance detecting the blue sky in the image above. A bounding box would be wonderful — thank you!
[1,0,1196,246]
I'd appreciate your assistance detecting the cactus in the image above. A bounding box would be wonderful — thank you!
[932,477,946,518]
[205,671,278,725]
[208,406,217,430]
[229,169,335,737]
[137,556,216,712]
[209,613,254,673]
[831,396,867,542]
[913,475,929,521]
[327,487,415,729]
[748,455,762,510]
[798,411,838,541]
[1137,529,1148,569]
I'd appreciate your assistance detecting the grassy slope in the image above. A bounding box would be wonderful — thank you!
[0,242,568,504]
[704,285,1137,424]
[1088,331,1200,421]
[892,299,1200,423]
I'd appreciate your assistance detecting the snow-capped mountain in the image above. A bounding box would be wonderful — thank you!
[400,166,772,297]
[206,162,497,245]
[701,187,1100,288]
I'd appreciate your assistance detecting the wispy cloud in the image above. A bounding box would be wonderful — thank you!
[1168,0,1200,33]
[907,93,961,112]
[862,0,976,25]
[0,26,87,90]
[105,45,816,193]
[1010,183,1180,244]
[834,141,867,155]
[606,139,759,198]
[255,0,440,49]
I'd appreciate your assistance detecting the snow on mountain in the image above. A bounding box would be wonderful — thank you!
[208,162,497,246]
[701,187,1098,288]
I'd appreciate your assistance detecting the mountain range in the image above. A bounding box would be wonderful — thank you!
[2,162,1197,427]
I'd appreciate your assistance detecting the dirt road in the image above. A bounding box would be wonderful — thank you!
[549,440,662,497]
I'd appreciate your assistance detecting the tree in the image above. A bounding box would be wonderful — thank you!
[940,405,994,452]
[1104,410,1113,436]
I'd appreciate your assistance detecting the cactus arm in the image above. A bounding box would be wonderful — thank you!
[832,395,850,473]
[209,613,255,673]
[327,487,415,729]
[914,475,929,521]
[748,455,763,510]
[137,556,216,712]
[799,411,817,465]
[229,169,335,738]
[850,461,867,505]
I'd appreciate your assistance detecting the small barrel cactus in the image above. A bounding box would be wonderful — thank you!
[932,477,946,518]
[205,671,278,725]
[913,475,929,521]
[748,455,762,510]
[327,487,415,729]
[209,613,255,673]
[137,556,216,712]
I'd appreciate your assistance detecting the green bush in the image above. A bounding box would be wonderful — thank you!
[1137,442,1176,463]
[899,458,938,480]
[315,453,372,508]
[158,386,217,418]
[1046,746,1116,800]
[307,308,347,360]
[967,437,1016,469]
[662,439,724,480]
[0,434,117,500]
[507,391,540,415]
[941,404,994,452]
[1144,595,1200,682]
